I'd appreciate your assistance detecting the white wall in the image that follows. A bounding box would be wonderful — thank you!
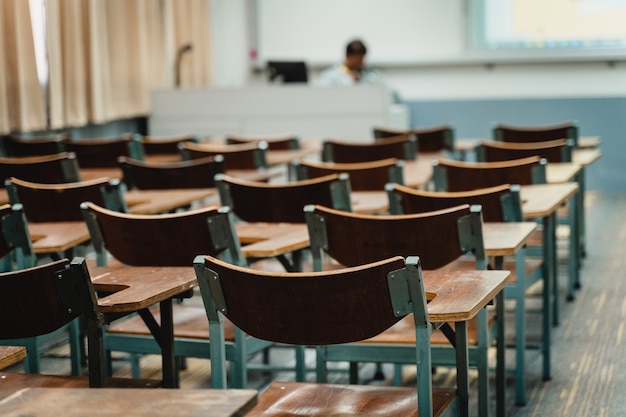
[210,0,626,100]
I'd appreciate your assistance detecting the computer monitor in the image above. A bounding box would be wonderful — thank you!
[266,61,308,83]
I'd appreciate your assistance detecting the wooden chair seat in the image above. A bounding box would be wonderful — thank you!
[0,372,160,389]
[246,381,457,417]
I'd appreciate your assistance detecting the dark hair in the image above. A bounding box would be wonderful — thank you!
[346,39,367,56]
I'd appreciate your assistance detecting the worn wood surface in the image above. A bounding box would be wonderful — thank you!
[0,347,25,371]
[90,265,197,313]
[236,223,309,258]
[0,388,257,417]
[28,221,90,254]
[520,183,579,218]
[482,222,538,256]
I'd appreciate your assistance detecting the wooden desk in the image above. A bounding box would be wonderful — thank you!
[29,222,90,255]
[579,136,601,148]
[0,387,257,417]
[89,265,198,388]
[125,189,216,214]
[0,347,26,371]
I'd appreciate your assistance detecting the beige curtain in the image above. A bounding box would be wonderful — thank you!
[0,0,47,134]
[2,0,213,132]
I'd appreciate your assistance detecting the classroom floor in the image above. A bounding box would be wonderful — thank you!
[7,190,626,417]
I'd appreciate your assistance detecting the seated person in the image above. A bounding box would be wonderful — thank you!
[317,39,382,86]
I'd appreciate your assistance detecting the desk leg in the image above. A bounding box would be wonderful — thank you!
[455,320,469,417]
[576,169,586,262]
[160,299,178,388]
[567,194,579,302]
[542,213,554,380]
[494,257,507,417]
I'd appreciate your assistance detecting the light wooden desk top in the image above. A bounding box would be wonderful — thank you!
[572,148,602,167]
[424,269,510,323]
[546,163,581,183]
[579,136,601,148]
[89,265,197,314]
[0,387,257,417]
[0,347,26,371]
[521,183,579,218]
[236,223,309,258]
[29,221,90,254]
[125,189,216,214]
[482,222,538,257]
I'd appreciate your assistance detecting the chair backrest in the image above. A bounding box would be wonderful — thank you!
[373,124,454,153]
[0,203,36,270]
[195,254,431,395]
[305,203,486,272]
[179,141,268,170]
[0,257,100,343]
[6,134,67,157]
[135,133,198,156]
[81,202,245,267]
[322,136,417,163]
[226,134,300,150]
[215,173,352,223]
[63,134,140,168]
[476,139,573,163]
[493,121,578,147]
[0,152,81,187]
[433,156,547,192]
[118,155,224,190]
[387,182,524,222]
[6,177,126,222]
[289,158,403,191]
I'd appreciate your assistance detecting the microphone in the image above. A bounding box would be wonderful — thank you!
[175,43,193,87]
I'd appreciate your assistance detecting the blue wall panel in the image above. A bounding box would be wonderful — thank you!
[408,97,626,191]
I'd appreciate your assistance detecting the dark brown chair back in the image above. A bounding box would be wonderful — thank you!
[373,125,454,153]
[64,134,135,168]
[7,177,124,222]
[179,141,268,170]
[306,203,486,271]
[387,183,523,222]
[215,173,352,223]
[226,134,300,150]
[137,133,197,155]
[477,139,573,163]
[7,134,67,157]
[433,156,546,192]
[493,121,578,146]
[118,155,224,190]
[81,203,244,267]
[322,136,417,163]
[0,152,81,187]
[289,158,403,191]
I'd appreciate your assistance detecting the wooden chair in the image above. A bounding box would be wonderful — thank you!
[322,135,417,163]
[289,158,404,191]
[226,133,300,150]
[6,133,67,157]
[0,152,81,186]
[118,155,224,190]
[215,173,352,224]
[433,156,547,192]
[305,203,494,416]
[81,202,289,388]
[6,177,125,223]
[63,134,142,168]
[477,139,574,163]
[386,182,543,405]
[0,203,70,377]
[195,254,458,417]
[179,140,268,170]
[215,173,352,271]
[493,121,578,147]
[134,133,198,156]
[0,257,160,388]
[373,124,455,153]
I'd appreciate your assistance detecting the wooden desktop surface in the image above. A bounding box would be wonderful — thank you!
[0,387,258,417]
[0,347,26,371]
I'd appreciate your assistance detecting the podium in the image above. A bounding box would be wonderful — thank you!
[149,84,408,140]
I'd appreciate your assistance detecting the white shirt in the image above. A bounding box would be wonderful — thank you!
[316,64,383,86]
